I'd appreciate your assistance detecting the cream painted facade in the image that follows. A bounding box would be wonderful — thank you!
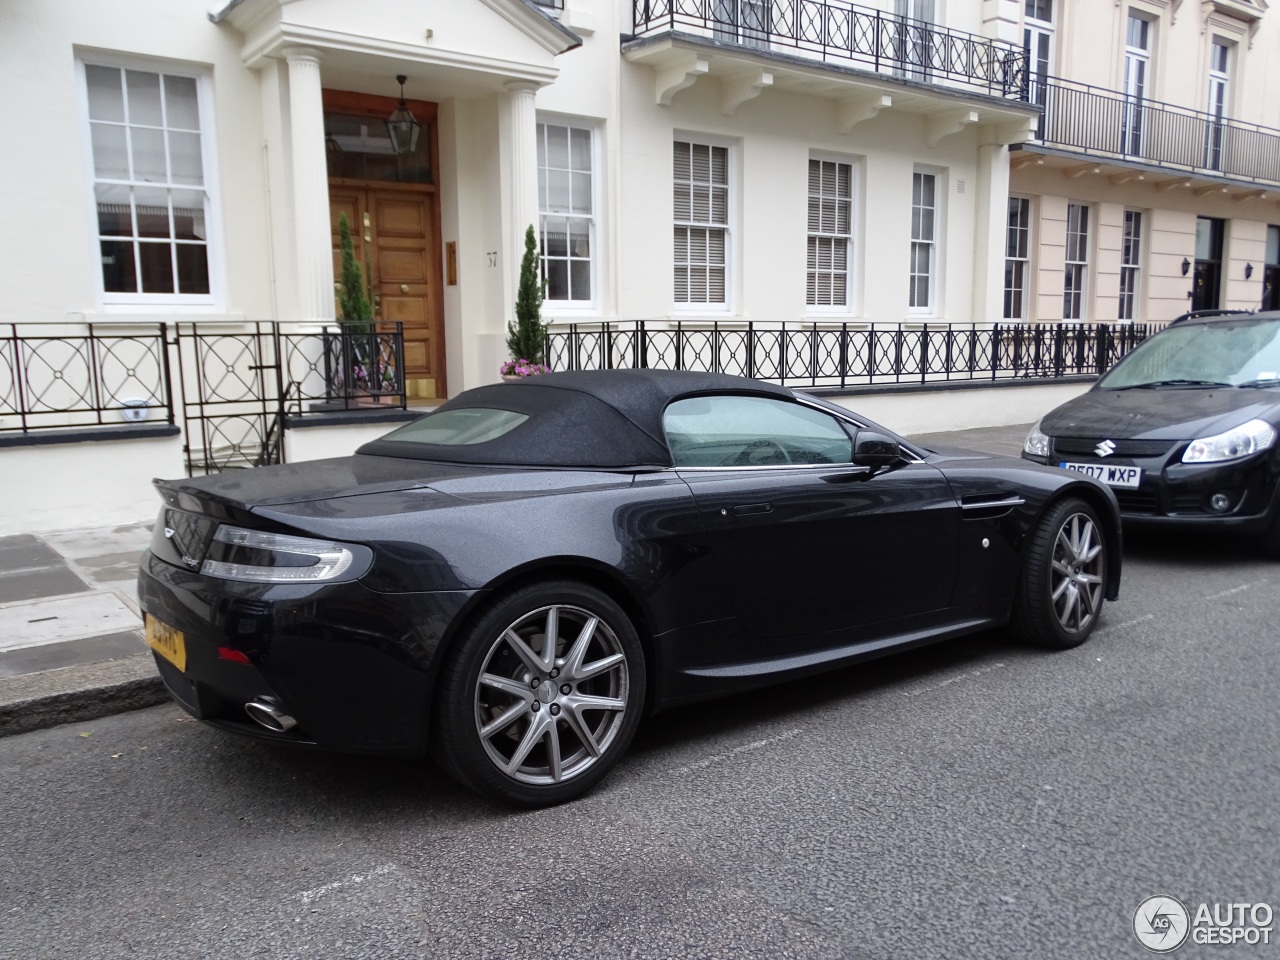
[1005,0,1280,324]
[0,0,1039,398]
[2,0,1171,533]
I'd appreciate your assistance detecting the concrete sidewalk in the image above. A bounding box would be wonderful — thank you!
[0,422,1034,736]
[0,522,166,734]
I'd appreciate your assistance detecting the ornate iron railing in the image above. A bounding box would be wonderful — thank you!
[0,323,173,433]
[176,321,407,475]
[0,321,406,475]
[1035,77,1280,186]
[631,0,1028,99]
[547,320,1159,389]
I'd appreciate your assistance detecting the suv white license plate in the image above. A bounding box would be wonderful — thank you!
[1059,462,1143,488]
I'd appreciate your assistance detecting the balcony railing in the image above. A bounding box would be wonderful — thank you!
[632,0,1028,99]
[1035,77,1280,186]
[547,320,1157,389]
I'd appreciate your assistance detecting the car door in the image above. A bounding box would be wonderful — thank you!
[667,395,960,652]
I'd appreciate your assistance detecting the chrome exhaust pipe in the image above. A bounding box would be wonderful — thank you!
[244,697,297,733]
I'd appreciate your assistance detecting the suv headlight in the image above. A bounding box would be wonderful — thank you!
[201,525,362,583]
[1182,419,1277,464]
[1024,420,1051,458]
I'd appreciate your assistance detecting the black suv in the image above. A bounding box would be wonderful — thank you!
[1022,310,1280,556]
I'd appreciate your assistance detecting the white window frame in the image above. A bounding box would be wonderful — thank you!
[536,115,600,313]
[673,133,735,314]
[1119,208,1144,322]
[1003,195,1033,321]
[1063,201,1091,321]
[1205,38,1232,170]
[806,151,860,316]
[712,0,771,49]
[908,166,943,317]
[76,53,223,311]
[1208,39,1231,117]
[894,0,939,83]
[1122,12,1153,156]
[1024,0,1054,112]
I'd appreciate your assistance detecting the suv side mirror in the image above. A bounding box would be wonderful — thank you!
[852,432,903,468]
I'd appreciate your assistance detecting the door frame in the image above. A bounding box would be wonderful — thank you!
[322,88,447,399]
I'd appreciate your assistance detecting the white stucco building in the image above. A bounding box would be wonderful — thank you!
[2,0,1278,531]
[1,0,1043,395]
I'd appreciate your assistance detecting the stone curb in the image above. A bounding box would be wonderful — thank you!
[0,654,167,737]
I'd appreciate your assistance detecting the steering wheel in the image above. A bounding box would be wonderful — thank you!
[724,439,792,466]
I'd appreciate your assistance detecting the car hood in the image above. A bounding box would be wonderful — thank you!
[1040,388,1280,440]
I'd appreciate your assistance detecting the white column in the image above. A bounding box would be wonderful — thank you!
[501,80,541,279]
[284,47,335,322]
[971,142,1011,324]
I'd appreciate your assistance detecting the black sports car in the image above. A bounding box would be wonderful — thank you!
[1022,311,1280,556]
[138,370,1122,806]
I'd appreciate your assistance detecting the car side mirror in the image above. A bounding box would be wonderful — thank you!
[852,432,903,468]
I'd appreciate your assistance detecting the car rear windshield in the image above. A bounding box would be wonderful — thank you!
[379,408,528,445]
[1099,319,1280,389]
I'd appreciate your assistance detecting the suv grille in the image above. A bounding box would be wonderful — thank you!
[1052,437,1176,458]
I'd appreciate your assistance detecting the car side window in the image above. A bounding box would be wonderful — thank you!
[664,395,854,467]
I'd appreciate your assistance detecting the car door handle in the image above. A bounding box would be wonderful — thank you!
[732,502,773,516]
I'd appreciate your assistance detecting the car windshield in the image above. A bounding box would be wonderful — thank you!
[1098,319,1280,390]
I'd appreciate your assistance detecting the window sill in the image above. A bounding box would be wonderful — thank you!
[69,311,247,326]
[0,423,180,448]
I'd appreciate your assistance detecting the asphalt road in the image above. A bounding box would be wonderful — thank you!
[1,530,1277,960]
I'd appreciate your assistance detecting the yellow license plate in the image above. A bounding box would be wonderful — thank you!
[146,614,186,672]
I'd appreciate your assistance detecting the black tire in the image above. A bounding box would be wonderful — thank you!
[432,580,645,807]
[1011,497,1108,649]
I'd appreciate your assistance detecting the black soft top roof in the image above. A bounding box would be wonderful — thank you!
[357,369,795,468]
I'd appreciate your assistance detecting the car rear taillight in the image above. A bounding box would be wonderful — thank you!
[200,525,361,583]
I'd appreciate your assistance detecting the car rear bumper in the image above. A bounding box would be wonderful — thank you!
[137,551,478,757]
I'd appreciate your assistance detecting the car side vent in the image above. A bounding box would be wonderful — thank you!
[1052,437,1175,457]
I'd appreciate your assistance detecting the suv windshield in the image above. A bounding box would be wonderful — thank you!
[1099,319,1280,390]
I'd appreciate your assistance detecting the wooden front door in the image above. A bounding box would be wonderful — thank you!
[325,87,444,400]
[330,186,443,398]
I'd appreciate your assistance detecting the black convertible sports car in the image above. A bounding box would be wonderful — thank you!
[138,370,1122,806]
[1022,310,1280,555]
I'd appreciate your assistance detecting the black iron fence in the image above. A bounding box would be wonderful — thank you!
[1,321,406,475]
[0,323,173,433]
[1036,77,1280,186]
[547,320,1160,389]
[632,0,1027,99]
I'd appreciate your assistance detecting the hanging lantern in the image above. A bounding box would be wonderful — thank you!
[386,75,421,155]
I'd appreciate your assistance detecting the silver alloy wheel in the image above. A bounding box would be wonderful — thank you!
[1049,512,1105,634]
[473,603,629,785]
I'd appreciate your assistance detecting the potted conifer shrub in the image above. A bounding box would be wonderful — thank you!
[502,225,551,379]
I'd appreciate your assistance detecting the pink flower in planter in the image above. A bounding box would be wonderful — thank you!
[500,358,552,378]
